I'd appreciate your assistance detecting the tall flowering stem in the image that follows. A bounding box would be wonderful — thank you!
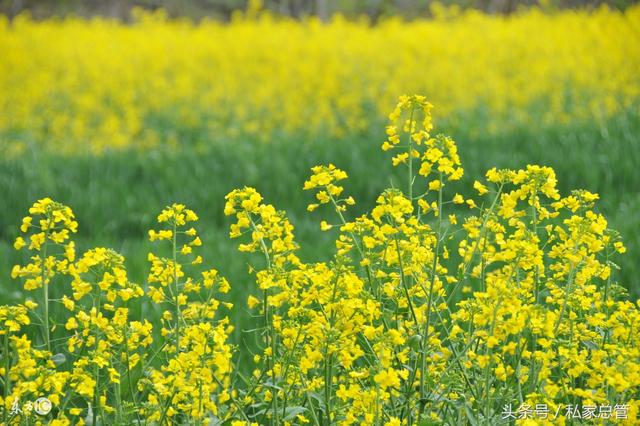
[146,203,235,423]
[11,198,78,351]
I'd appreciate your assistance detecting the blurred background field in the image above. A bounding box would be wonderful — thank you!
[1,0,638,20]
[1,2,639,340]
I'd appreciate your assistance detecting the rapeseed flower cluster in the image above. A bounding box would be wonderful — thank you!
[222,96,639,424]
[5,202,235,424]
[1,6,639,154]
[143,204,235,423]
[2,96,639,424]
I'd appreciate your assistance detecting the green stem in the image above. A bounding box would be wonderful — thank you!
[172,221,181,354]
[327,192,364,257]
[122,325,142,424]
[393,235,418,324]
[419,173,444,416]
[41,229,50,352]
[483,302,501,425]
[158,389,178,425]
[447,183,504,305]
[271,319,278,426]
[324,348,333,425]
[528,191,540,395]
[602,251,612,346]
[407,105,416,203]
[3,332,10,423]
[553,245,582,336]
[299,374,321,426]
[93,286,102,425]
[531,192,540,304]
[214,375,252,423]
[247,216,277,426]
[115,377,123,424]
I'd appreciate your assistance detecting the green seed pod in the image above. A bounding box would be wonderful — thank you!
[408,334,422,350]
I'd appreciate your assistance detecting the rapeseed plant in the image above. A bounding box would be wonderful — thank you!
[143,204,235,423]
[1,6,639,154]
[1,96,639,425]
[223,96,639,424]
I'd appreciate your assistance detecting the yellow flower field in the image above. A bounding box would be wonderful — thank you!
[2,95,640,424]
[1,6,639,154]
[1,2,640,424]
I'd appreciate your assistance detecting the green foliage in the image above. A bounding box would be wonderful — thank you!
[1,108,638,328]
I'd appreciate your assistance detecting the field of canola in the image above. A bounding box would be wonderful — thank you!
[1,5,640,425]
[1,6,639,154]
